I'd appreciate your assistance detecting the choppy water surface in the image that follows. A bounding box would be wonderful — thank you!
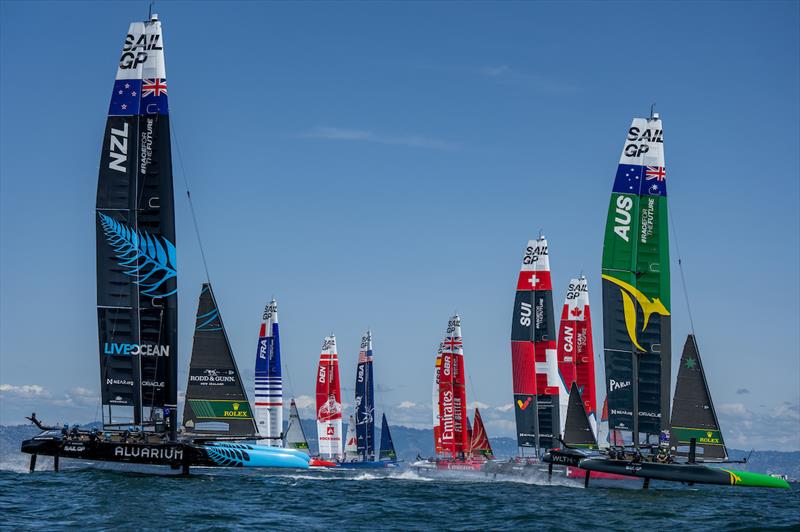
[1,460,798,530]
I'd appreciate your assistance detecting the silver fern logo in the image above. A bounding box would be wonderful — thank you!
[98,212,177,297]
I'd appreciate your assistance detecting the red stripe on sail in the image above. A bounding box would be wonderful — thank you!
[511,341,536,395]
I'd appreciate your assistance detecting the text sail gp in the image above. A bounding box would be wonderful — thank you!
[96,12,177,434]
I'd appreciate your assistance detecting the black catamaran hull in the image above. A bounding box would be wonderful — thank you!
[21,434,310,471]
[578,457,789,488]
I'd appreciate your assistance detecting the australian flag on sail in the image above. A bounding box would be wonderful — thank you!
[613,164,667,197]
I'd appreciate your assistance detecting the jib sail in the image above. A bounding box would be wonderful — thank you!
[378,413,397,461]
[469,408,494,459]
[563,382,597,448]
[182,284,256,437]
[344,414,359,461]
[669,335,727,461]
[284,398,310,454]
[96,15,177,433]
[557,276,598,435]
[511,237,566,452]
[316,335,343,459]
[355,331,375,460]
[254,299,282,445]
[602,114,671,445]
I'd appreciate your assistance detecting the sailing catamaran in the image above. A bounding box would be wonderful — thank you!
[510,237,568,460]
[546,113,788,489]
[419,315,493,472]
[254,299,283,446]
[315,335,343,461]
[338,331,398,468]
[20,14,308,473]
[557,276,597,436]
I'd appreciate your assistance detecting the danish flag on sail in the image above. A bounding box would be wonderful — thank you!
[557,276,597,435]
[316,336,342,459]
[511,236,567,450]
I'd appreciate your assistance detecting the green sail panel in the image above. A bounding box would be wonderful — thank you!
[601,116,671,439]
[669,335,727,461]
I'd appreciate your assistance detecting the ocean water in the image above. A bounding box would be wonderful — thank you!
[1,460,798,530]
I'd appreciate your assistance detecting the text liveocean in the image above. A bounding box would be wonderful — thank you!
[103,343,170,357]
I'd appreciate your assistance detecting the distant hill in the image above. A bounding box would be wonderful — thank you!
[2,423,797,478]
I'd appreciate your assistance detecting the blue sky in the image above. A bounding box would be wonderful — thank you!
[1,1,798,450]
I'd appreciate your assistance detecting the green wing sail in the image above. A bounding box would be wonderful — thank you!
[602,116,671,439]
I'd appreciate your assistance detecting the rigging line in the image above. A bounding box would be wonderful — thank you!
[468,374,479,411]
[667,201,697,338]
[169,111,212,285]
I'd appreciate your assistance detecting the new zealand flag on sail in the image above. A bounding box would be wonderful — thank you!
[108,78,169,116]
[612,164,667,197]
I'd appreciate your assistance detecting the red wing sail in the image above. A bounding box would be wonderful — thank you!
[557,276,597,434]
[511,236,567,451]
[439,315,469,459]
[315,335,342,459]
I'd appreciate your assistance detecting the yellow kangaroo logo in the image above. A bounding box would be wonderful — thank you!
[721,469,742,485]
[602,274,670,352]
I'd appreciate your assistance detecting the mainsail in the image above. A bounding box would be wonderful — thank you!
[557,276,597,435]
[254,299,282,445]
[316,335,342,459]
[355,331,375,460]
[669,335,727,461]
[601,114,671,445]
[469,408,494,459]
[378,413,397,461]
[96,15,177,434]
[284,398,310,454]
[344,414,359,461]
[438,316,469,458]
[511,237,566,451]
[182,284,256,437]
[563,382,598,448]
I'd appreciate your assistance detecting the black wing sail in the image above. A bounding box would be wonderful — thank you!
[97,16,177,432]
[563,382,597,448]
[182,284,257,438]
[669,335,727,461]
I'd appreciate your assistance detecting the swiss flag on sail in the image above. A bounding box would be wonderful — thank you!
[516,271,552,291]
